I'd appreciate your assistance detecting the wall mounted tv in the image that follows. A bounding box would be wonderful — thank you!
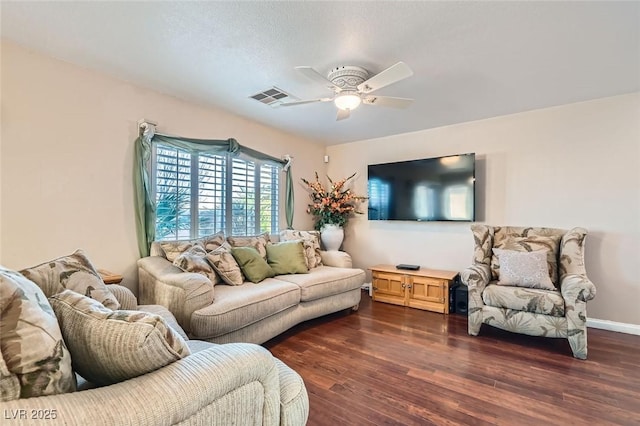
[367,153,475,222]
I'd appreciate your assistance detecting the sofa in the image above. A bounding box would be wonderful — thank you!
[1,257,309,425]
[137,233,366,344]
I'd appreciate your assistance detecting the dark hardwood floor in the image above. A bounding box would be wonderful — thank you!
[264,291,640,426]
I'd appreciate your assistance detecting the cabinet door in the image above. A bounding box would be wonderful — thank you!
[406,276,447,313]
[372,271,406,306]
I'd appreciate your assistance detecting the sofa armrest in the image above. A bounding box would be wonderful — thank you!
[561,274,596,303]
[319,250,353,268]
[4,343,280,426]
[461,263,491,336]
[106,284,138,310]
[137,256,214,334]
[460,263,491,292]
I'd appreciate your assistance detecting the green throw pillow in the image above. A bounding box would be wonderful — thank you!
[266,241,309,275]
[231,247,275,283]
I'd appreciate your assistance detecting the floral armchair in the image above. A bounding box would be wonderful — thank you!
[460,225,596,359]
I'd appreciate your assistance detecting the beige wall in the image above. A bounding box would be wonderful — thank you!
[327,93,640,325]
[0,41,323,292]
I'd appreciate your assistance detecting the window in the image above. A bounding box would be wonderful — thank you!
[153,143,280,240]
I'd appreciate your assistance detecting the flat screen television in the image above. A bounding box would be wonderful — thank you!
[367,153,475,222]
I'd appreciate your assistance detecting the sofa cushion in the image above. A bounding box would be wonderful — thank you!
[20,249,120,310]
[266,241,309,275]
[276,266,365,302]
[190,279,301,339]
[206,243,244,286]
[173,245,219,284]
[231,247,275,283]
[280,230,323,269]
[227,232,270,259]
[0,267,76,399]
[492,249,555,290]
[50,290,191,386]
[482,283,565,316]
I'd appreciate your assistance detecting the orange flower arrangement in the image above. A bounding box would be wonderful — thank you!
[301,172,367,230]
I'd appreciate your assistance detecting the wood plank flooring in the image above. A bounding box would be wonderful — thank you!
[264,291,640,426]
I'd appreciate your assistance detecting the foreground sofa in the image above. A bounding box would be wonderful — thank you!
[2,262,309,426]
[138,240,365,344]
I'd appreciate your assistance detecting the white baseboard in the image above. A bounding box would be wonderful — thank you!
[587,318,640,336]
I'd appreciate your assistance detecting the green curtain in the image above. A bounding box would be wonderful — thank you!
[134,133,294,257]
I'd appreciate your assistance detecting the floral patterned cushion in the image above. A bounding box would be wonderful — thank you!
[206,243,244,286]
[491,234,561,285]
[492,249,555,290]
[158,240,203,263]
[279,230,323,269]
[227,232,270,259]
[0,267,76,399]
[200,231,226,252]
[20,249,120,310]
[482,284,565,317]
[173,245,220,284]
[49,290,190,386]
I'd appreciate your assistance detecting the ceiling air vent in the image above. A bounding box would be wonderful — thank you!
[250,87,292,106]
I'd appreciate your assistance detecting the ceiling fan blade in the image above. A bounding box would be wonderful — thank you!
[279,98,333,107]
[363,95,414,109]
[295,66,341,92]
[357,62,413,94]
[336,109,351,121]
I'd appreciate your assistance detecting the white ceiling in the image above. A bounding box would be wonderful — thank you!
[2,2,639,145]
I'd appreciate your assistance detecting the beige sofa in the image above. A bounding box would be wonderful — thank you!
[2,283,309,426]
[138,243,365,344]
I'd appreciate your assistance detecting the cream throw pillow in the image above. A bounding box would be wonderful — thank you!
[491,235,561,285]
[0,267,76,399]
[49,290,191,386]
[492,249,555,290]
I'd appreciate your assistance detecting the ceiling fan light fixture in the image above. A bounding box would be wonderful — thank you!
[334,92,361,111]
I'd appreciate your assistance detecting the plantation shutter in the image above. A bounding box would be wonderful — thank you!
[154,144,192,240]
[198,153,227,237]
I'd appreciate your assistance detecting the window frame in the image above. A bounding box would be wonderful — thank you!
[151,143,281,241]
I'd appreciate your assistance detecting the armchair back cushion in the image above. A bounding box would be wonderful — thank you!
[490,227,564,285]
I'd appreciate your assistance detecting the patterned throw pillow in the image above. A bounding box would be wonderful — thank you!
[49,290,191,386]
[231,247,275,283]
[20,249,120,310]
[158,240,203,263]
[0,267,76,399]
[173,245,220,284]
[491,249,556,290]
[279,230,323,269]
[227,232,270,259]
[200,231,226,252]
[491,235,561,285]
[206,243,244,286]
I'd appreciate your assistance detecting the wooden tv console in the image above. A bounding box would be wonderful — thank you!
[369,265,458,314]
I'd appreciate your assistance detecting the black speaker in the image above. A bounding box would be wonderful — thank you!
[454,285,468,315]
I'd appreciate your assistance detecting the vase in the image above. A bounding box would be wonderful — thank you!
[321,224,344,251]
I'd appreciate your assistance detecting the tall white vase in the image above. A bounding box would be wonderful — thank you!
[320,224,344,251]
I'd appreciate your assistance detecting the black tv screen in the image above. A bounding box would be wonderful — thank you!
[367,153,475,222]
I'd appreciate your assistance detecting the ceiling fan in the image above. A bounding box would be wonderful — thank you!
[280,62,414,120]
